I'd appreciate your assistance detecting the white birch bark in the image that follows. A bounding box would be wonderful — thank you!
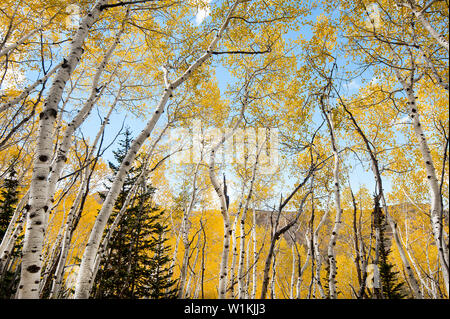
[0,18,56,58]
[227,176,247,298]
[399,0,449,51]
[295,233,312,299]
[89,127,168,293]
[185,239,200,298]
[313,207,329,299]
[401,225,429,297]
[321,102,343,299]
[228,207,241,298]
[416,45,449,91]
[0,214,25,274]
[49,179,85,299]
[237,139,263,299]
[209,97,247,299]
[392,64,449,296]
[74,2,241,298]
[269,248,277,299]
[178,159,202,298]
[341,94,424,298]
[49,98,118,299]
[244,234,251,299]
[293,198,329,299]
[261,182,313,299]
[45,26,125,220]
[251,208,257,299]
[18,0,109,298]
[289,244,296,299]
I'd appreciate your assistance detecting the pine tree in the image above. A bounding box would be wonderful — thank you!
[0,162,20,299]
[99,127,136,204]
[0,163,19,241]
[145,216,178,299]
[376,205,407,299]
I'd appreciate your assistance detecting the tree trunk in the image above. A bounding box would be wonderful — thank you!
[18,0,109,298]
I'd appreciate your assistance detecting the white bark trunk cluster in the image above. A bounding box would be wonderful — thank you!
[209,96,247,299]
[341,92,424,298]
[237,138,264,298]
[18,0,109,298]
[178,159,202,298]
[393,68,449,295]
[74,1,242,298]
[45,26,125,219]
[322,104,343,299]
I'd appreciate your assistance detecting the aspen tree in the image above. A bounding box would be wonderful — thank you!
[18,0,111,298]
[209,87,248,299]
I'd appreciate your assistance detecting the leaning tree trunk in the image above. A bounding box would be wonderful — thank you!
[73,1,242,299]
[44,25,125,223]
[261,179,313,299]
[18,0,109,298]
[320,97,343,299]
[399,0,449,51]
[340,96,424,299]
[49,97,118,299]
[237,136,265,299]
[0,190,28,268]
[392,64,449,296]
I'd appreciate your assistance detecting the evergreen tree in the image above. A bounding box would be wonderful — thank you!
[145,217,178,299]
[0,162,21,299]
[0,163,19,241]
[375,202,407,299]
[92,129,177,299]
[99,127,136,204]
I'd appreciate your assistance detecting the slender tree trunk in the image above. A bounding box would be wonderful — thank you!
[251,208,257,299]
[0,63,62,113]
[18,0,109,298]
[209,91,247,299]
[269,248,277,299]
[393,66,449,295]
[261,183,313,299]
[0,18,56,58]
[74,2,241,298]
[228,210,240,298]
[289,245,296,299]
[320,97,343,299]
[400,0,449,51]
[45,26,125,221]
[340,97,424,298]
[178,159,202,298]
[237,138,263,299]
[0,190,28,265]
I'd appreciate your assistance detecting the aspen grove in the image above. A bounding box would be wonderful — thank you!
[0,0,448,299]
